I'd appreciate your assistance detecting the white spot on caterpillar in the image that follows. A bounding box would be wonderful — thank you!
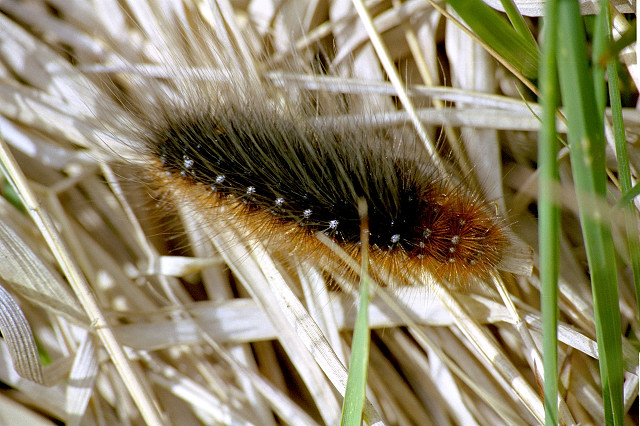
[215,175,225,184]
[423,229,432,238]
[275,198,284,207]
[390,234,400,243]
[449,247,456,253]
[328,219,339,229]
[246,186,255,196]
[303,209,312,219]
[451,235,460,245]
[183,155,194,169]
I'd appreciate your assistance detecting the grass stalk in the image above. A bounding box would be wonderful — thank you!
[538,0,561,423]
[556,0,624,423]
[341,200,372,425]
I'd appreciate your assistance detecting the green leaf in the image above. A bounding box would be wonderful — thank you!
[341,201,372,426]
[556,0,624,423]
[538,0,560,423]
[446,0,539,78]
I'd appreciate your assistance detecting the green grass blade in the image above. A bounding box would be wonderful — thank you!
[591,4,607,116]
[616,183,640,208]
[1,173,26,212]
[556,1,624,424]
[604,25,640,325]
[598,21,637,67]
[446,0,539,78]
[341,201,372,426]
[538,0,560,423]
[498,0,537,48]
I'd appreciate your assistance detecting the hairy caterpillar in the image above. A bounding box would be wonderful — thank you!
[118,73,514,287]
[89,18,529,290]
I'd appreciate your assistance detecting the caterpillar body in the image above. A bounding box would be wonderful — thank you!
[130,74,512,287]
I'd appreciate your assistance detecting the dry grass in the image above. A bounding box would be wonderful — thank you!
[0,0,638,425]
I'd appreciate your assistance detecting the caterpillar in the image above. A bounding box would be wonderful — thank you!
[128,73,513,287]
[88,13,529,289]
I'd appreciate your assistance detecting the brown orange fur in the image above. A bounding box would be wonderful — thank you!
[147,159,510,288]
